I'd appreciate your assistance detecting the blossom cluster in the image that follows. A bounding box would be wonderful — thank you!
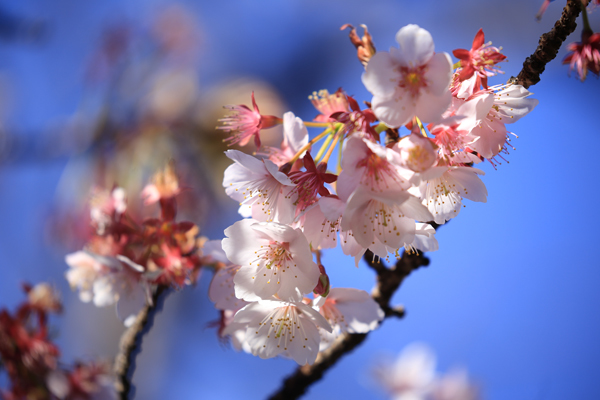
[213,24,537,365]
[0,283,116,400]
[64,163,204,326]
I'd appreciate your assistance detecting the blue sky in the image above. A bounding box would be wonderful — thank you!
[1,1,599,399]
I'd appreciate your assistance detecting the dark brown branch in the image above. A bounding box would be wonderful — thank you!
[267,250,429,400]
[510,0,583,88]
[113,286,170,400]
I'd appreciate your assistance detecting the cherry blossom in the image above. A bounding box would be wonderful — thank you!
[288,152,337,215]
[418,167,487,225]
[337,135,412,201]
[309,89,350,122]
[394,133,438,173]
[223,149,297,224]
[563,30,600,81]
[261,111,309,167]
[64,251,153,326]
[453,28,506,89]
[341,188,433,259]
[222,219,320,302]
[232,299,332,365]
[373,343,437,400]
[313,288,384,350]
[466,84,538,160]
[217,92,280,149]
[362,24,453,127]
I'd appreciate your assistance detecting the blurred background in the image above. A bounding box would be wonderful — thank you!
[0,1,599,399]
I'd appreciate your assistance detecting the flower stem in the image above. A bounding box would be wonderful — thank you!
[414,117,428,138]
[581,3,592,32]
[337,135,345,174]
[313,133,334,162]
[321,132,342,164]
[288,128,332,164]
[303,121,333,128]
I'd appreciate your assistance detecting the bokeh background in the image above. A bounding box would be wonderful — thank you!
[1,1,599,399]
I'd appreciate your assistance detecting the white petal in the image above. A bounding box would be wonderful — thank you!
[328,288,384,333]
[449,168,488,203]
[395,24,434,67]
[415,89,451,124]
[372,91,414,128]
[362,52,398,98]
[424,52,453,96]
[209,264,248,310]
[250,221,298,243]
[282,111,309,155]
[296,301,333,333]
[222,219,263,266]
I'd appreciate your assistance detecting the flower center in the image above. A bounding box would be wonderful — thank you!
[260,241,292,269]
[399,66,428,97]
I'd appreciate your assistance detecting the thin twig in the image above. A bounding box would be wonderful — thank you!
[510,0,583,88]
[113,286,170,400]
[267,250,430,400]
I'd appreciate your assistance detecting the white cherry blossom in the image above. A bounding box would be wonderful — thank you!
[313,288,384,351]
[362,24,453,128]
[233,299,332,365]
[418,167,487,225]
[222,219,320,302]
[341,188,433,259]
[261,111,309,166]
[65,251,153,327]
[374,343,437,400]
[223,149,297,224]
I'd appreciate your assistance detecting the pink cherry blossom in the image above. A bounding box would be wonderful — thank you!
[288,152,337,215]
[309,89,350,122]
[466,84,538,160]
[362,24,453,128]
[563,30,600,81]
[217,92,280,149]
[209,263,248,311]
[373,343,437,399]
[453,28,506,89]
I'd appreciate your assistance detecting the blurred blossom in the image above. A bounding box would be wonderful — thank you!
[144,69,199,122]
[26,283,62,314]
[372,343,480,400]
[151,4,201,62]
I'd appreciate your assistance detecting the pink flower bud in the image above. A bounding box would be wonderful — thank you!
[313,264,330,297]
[395,133,437,173]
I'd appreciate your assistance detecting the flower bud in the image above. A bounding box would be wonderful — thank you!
[313,264,330,297]
[395,133,437,173]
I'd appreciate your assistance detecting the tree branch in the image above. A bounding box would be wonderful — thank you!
[510,0,583,88]
[113,287,170,400]
[267,250,430,400]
